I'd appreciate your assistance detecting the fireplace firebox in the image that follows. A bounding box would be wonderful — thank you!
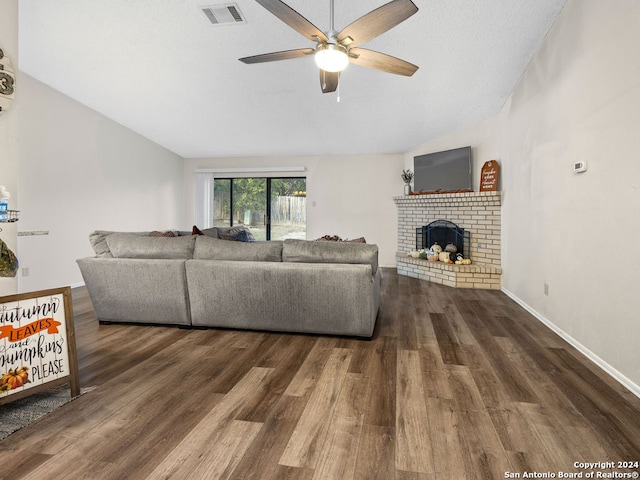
[416,220,470,258]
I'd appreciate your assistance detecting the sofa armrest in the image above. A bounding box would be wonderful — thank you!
[77,257,191,325]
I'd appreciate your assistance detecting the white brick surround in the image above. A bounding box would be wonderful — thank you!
[394,191,502,289]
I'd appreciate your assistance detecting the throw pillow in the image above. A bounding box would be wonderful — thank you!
[315,234,366,243]
[316,234,342,242]
[149,230,176,237]
[191,225,219,237]
[219,228,250,242]
[242,228,256,242]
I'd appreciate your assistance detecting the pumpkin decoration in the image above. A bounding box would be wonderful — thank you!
[438,251,450,263]
[1,366,30,391]
[455,254,473,265]
[445,242,457,253]
[427,249,438,262]
[430,243,442,254]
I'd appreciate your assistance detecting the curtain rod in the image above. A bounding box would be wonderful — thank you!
[195,167,306,174]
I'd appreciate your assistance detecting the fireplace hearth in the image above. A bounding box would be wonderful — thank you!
[416,220,470,258]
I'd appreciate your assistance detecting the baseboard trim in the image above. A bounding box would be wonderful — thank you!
[501,288,640,400]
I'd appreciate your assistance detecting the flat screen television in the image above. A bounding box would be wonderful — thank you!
[413,146,472,193]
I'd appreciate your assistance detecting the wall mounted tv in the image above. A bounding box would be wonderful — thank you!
[413,146,473,193]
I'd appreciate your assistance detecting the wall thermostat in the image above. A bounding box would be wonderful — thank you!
[573,160,588,173]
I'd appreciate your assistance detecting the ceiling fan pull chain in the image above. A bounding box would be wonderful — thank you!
[337,73,341,103]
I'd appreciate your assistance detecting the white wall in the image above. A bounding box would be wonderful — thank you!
[17,74,185,292]
[501,0,640,389]
[401,0,640,392]
[183,154,404,267]
[0,0,19,296]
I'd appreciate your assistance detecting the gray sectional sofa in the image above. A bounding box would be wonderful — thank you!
[76,231,381,337]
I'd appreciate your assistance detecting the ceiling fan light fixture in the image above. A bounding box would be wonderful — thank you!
[315,43,349,72]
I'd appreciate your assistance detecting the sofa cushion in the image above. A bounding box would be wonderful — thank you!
[282,239,378,274]
[89,230,150,257]
[194,236,282,262]
[106,233,197,259]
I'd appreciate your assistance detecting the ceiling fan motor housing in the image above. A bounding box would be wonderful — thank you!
[315,34,349,72]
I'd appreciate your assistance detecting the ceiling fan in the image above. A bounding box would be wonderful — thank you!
[239,0,419,93]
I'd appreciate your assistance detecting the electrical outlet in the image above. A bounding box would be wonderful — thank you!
[22,267,30,277]
[544,283,549,296]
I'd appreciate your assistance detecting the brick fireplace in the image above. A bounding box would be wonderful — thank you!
[394,191,502,289]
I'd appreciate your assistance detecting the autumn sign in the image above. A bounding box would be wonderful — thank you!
[0,287,79,404]
[480,160,500,192]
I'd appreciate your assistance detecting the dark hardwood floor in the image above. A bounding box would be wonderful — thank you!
[1,268,639,479]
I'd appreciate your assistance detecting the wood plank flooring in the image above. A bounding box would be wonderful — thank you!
[1,269,639,479]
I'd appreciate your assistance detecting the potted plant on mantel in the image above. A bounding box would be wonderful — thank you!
[401,169,414,195]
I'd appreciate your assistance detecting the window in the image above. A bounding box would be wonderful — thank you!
[197,174,306,241]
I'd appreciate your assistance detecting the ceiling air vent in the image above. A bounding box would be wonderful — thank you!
[201,3,246,26]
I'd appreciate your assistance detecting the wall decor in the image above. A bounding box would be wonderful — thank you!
[0,47,16,115]
[0,287,80,405]
[480,160,499,192]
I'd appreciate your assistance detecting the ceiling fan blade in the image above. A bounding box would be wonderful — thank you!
[337,0,418,47]
[349,48,418,76]
[256,0,328,42]
[320,70,339,93]
[239,48,315,64]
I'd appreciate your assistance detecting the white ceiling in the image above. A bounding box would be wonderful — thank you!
[18,0,567,159]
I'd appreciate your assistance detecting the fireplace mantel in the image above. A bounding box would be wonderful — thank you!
[394,191,502,289]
